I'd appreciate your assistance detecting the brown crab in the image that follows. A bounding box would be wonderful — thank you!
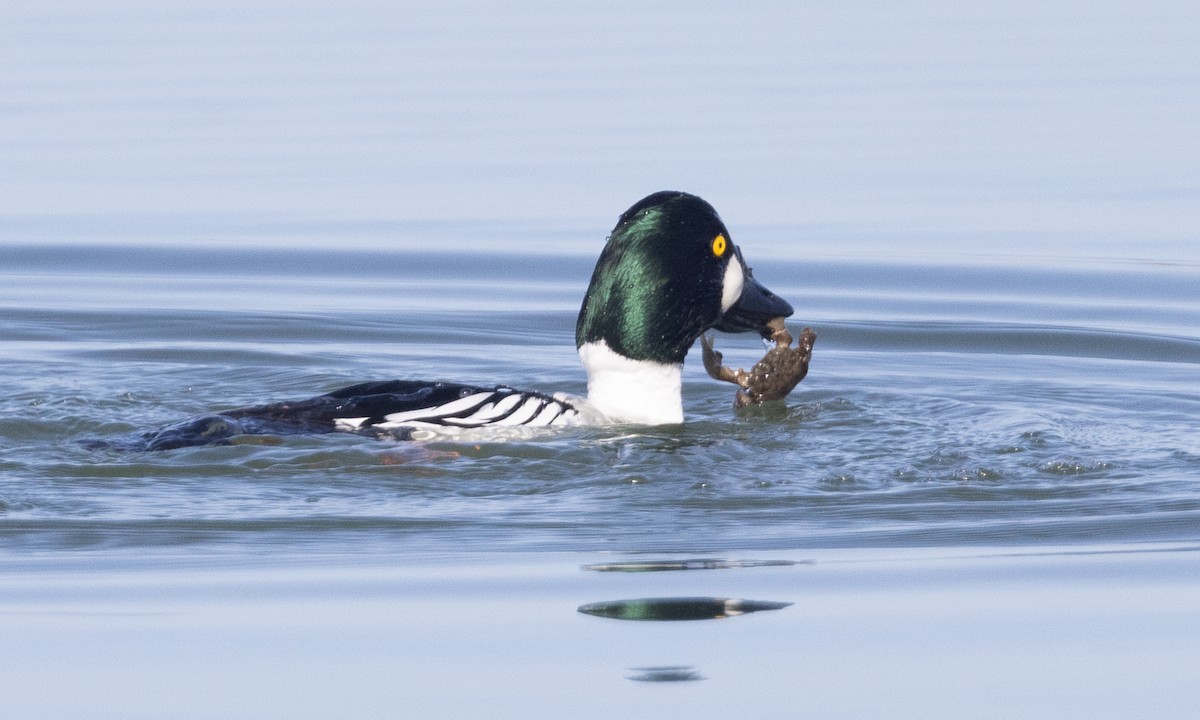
[701,318,815,407]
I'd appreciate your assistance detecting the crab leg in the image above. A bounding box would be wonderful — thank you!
[700,334,750,387]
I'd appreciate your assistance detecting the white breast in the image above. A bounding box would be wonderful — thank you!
[577,340,684,425]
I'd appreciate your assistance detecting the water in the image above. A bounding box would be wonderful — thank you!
[4,243,1198,553]
[3,1,1199,718]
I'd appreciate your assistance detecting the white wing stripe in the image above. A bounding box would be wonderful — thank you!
[531,403,565,426]
[339,387,579,432]
[463,392,523,422]
[381,391,496,425]
[495,397,545,426]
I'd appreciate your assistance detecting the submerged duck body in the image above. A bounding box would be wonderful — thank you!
[136,191,794,450]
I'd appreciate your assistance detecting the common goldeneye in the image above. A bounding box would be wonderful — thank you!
[139,191,793,450]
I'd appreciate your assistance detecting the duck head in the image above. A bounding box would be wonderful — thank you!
[574,191,793,423]
[576,191,793,364]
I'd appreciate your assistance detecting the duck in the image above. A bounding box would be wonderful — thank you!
[138,191,794,450]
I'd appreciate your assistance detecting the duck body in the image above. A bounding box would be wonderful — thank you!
[133,191,794,450]
[139,381,585,450]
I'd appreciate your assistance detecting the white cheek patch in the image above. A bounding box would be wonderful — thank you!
[720,254,745,313]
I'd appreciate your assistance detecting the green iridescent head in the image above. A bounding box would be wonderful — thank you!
[576,191,793,364]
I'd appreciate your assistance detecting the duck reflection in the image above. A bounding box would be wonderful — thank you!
[577,596,791,621]
[627,665,704,683]
[582,558,803,572]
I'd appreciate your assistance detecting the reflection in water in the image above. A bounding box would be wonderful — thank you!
[582,558,804,572]
[578,597,792,621]
[627,666,704,683]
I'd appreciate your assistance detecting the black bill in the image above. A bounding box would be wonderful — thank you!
[714,250,793,336]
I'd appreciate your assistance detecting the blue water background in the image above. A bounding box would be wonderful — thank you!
[2,2,1199,718]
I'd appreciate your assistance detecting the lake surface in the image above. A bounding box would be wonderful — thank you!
[2,1,1199,718]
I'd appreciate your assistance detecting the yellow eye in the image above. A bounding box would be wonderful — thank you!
[712,234,727,258]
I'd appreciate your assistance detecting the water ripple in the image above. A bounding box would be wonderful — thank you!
[2,251,1198,554]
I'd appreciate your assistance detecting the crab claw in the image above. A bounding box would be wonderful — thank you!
[700,334,743,386]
